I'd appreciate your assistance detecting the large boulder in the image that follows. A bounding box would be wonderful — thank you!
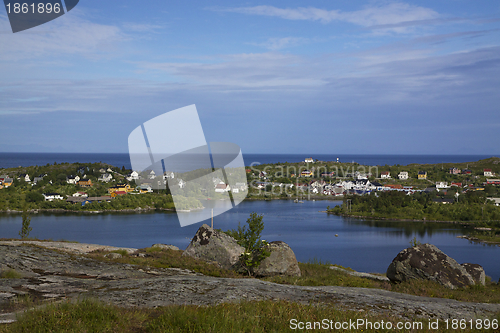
[461,263,486,286]
[387,243,480,289]
[152,244,179,251]
[182,224,244,269]
[253,241,301,277]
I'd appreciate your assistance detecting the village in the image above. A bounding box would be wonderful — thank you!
[0,157,499,208]
[0,162,246,208]
[247,157,500,205]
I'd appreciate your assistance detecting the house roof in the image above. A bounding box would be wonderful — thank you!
[215,184,228,189]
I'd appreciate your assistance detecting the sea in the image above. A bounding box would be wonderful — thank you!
[0,152,496,170]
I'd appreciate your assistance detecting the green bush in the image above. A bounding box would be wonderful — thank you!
[25,192,44,203]
[226,212,270,276]
[19,207,32,239]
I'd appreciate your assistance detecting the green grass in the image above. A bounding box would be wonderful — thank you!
[0,269,22,279]
[87,249,500,304]
[0,294,37,314]
[88,247,243,278]
[385,278,500,304]
[2,298,496,333]
[110,249,129,257]
[262,261,500,304]
[263,261,376,288]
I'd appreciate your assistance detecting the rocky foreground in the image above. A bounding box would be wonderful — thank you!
[1,241,499,324]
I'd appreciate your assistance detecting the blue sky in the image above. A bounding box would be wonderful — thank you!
[0,0,499,154]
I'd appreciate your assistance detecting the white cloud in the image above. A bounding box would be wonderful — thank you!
[254,37,308,50]
[0,12,125,61]
[137,52,328,88]
[218,3,439,32]
[122,23,164,33]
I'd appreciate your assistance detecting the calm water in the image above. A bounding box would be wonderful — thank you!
[1,200,498,281]
[0,152,497,169]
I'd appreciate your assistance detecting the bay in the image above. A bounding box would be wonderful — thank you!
[1,200,498,281]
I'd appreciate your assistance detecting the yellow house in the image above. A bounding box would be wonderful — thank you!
[108,184,132,194]
[110,191,127,198]
[301,170,314,177]
[418,171,427,180]
[78,179,93,187]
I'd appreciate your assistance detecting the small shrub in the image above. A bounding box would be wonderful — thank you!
[0,269,22,279]
[226,212,271,276]
[111,249,129,257]
[19,207,32,239]
[409,236,421,247]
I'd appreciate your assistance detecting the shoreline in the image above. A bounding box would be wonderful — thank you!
[0,197,340,214]
[328,212,500,245]
[0,207,177,214]
[328,212,476,225]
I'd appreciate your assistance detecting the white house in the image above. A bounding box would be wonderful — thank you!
[19,174,31,182]
[487,198,500,206]
[380,171,391,179]
[484,169,494,177]
[43,193,64,201]
[98,173,113,182]
[66,175,80,184]
[137,184,153,193]
[178,179,186,189]
[436,181,450,189]
[398,171,409,180]
[72,191,88,198]
[304,157,314,163]
[215,183,231,193]
[163,171,175,180]
[127,171,140,181]
[148,170,156,179]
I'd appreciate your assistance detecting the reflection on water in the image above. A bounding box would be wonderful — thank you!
[346,218,469,239]
[0,200,498,281]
